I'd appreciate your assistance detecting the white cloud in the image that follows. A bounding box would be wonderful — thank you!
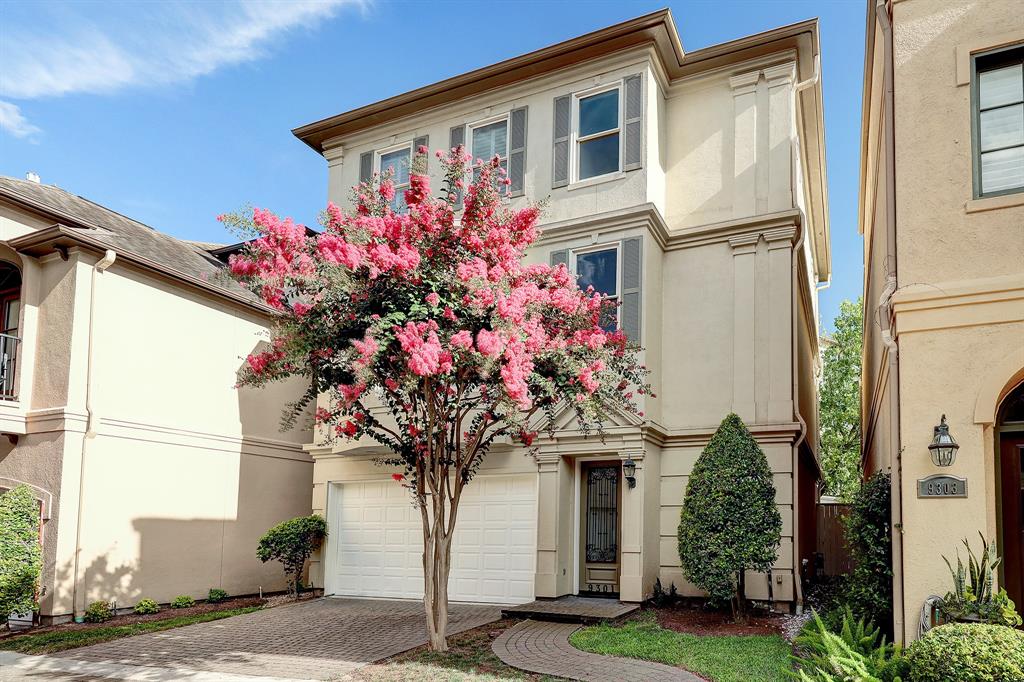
[0,0,363,136]
[0,101,41,140]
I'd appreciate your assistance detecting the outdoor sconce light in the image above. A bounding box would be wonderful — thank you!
[623,457,637,489]
[928,415,959,467]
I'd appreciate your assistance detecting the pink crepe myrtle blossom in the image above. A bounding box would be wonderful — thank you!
[226,147,650,653]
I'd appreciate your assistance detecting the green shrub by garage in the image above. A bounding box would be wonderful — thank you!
[905,623,1024,682]
[0,485,43,620]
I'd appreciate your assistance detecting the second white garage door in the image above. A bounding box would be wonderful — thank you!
[326,474,537,604]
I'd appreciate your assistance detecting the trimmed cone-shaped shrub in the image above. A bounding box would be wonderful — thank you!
[0,485,43,620]
[905,622,1024,682]
[677,413,782,619]
[844,471,892,632]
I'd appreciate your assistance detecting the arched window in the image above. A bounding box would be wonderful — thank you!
[0,261,22,399]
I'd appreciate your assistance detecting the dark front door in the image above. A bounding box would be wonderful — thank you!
[1001,435,1024,622]
[580,463,620,597]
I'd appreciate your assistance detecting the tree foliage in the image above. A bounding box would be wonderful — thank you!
[0,485,42,621]
[845,471,893,632]
[256,515,327,598]
[819,298,862,501]
[677,413,781,620]
[227,149,648,649]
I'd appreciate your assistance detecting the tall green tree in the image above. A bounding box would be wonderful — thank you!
[820,298,863,501]
[678,413,782,621]
[0,485,42,621]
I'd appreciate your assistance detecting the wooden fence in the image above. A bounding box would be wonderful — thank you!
[816,500,853,576]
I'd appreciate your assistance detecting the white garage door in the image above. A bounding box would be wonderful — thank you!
[327,474,536,604]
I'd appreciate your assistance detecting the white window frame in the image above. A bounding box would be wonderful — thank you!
[570,242,621,330]
[375,142,413,211]
[468,113,510,167]
[571,81,625,184]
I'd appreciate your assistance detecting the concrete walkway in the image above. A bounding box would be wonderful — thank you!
[6,598,501,681]
[492,619,702,682]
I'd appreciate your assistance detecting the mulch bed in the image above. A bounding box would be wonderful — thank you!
[650,603,786,637]
[0,595,265,641]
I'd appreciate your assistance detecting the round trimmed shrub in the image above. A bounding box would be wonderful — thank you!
[207,588,228,603]
[906,623,1024,682]
[257,515,327,597]
[84,600,113,623]
[170,595,196,609]
[133,598,160,615]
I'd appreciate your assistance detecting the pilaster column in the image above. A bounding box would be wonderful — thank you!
[617,450,646,602]
[764,63,797,212]
[730,70,761,218]
[764,226,797,422]
[729,233,759,422]
[534,449,572,598]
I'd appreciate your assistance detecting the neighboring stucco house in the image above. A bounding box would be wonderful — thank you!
[860,0,1024,642]
[295,10,830,609]
[0,175,313,623]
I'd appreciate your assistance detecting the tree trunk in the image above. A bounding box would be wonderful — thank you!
[734,570,748,623]
[422,505,454,651]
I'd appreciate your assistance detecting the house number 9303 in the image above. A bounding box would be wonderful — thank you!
[917,475,967,498]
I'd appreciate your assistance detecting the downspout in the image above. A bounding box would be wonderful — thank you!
[875,0,905,644]
[788,49,819,615]
[71,249,116,620]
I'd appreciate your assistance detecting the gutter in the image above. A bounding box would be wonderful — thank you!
[71,249,116,620]
[874,0,906,644]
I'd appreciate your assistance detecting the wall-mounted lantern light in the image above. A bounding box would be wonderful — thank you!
[623,457,637,489]
[928,415,959,467]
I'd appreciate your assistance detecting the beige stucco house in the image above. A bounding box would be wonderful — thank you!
[295,10,830,609]
[860,0,1024,642]
[0,176,313,622]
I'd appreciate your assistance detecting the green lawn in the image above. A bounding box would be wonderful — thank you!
[0,607,262,654]
[570,615,793,682]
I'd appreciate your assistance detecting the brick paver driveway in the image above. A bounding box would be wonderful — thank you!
[52,598,501,681]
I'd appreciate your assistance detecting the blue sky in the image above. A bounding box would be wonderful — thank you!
[0,0,865,330]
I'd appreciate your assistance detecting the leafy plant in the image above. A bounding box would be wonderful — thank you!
[651,578,679,607]
[819,298,863,501]
[940,533,1022,627]
[83,600,113,623]
[678,413,782,621]
[207,588,228,604]
[256,515,327,598]
[844,471,892,633]
[793,610,905,682]
[170,595,195,609]
[133,598,159,615]
[905,622,1024,682]
[0,485,43,620]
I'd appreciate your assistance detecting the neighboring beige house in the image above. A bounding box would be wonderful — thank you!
[860,0,1024,642]
[0,175,313,623]
[295,10,830,609]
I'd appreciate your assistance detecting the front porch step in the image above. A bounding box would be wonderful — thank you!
[501,596,640,624]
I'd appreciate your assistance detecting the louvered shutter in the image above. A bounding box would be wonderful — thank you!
[359,151,374,184]
[450,125,466,209]
[552,95,571,188]
[550,249,568,268]
[413,135,429,173]
[623,74,643,171]
[620,237,642,341]
[509,107,528,197]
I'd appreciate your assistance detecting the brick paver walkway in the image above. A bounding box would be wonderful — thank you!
[492,619,701,682]
[502,596,639,623]
[53,597,501,681]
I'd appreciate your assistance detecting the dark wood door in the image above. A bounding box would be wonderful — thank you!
[1001,435,1024,621]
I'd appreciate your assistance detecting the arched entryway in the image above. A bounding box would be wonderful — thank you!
[0,261,21,399]
[997,380,1024,621]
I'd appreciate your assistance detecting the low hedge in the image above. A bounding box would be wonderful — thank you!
[905,623,1024,682]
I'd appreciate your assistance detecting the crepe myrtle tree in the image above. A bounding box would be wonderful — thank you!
[224,148,650,651]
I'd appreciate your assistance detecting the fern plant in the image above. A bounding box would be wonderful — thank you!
[793,610,906,682]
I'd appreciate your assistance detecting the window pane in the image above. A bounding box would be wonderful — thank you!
[579,134,620,179]
[981,146,1024,193]
[980,103,1024,151]
[472,121,508,163]
[579,90,619,137]
[576,248,617,297]
[379,149,410,186]
[979,63,1023,109]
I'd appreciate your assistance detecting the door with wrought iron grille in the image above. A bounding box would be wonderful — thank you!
[580,463,620,596]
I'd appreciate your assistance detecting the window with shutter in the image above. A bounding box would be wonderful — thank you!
[470,117,508,188]
[413,134,429,172]
[572,244,620,333]
[623,74,643,171]
[450,125,466,208]
[359,151,374,184]
[552,95,571,188]
[377,145,412,213]
[575,88,620,181]
[509,107,528,196]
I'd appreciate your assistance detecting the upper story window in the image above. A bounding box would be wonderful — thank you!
[574,86,621,181]
[471,117,508,177]
[974,47,1024,197]
[377,145,411,212]
[573,245,619,332]
[0,261,21,400]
